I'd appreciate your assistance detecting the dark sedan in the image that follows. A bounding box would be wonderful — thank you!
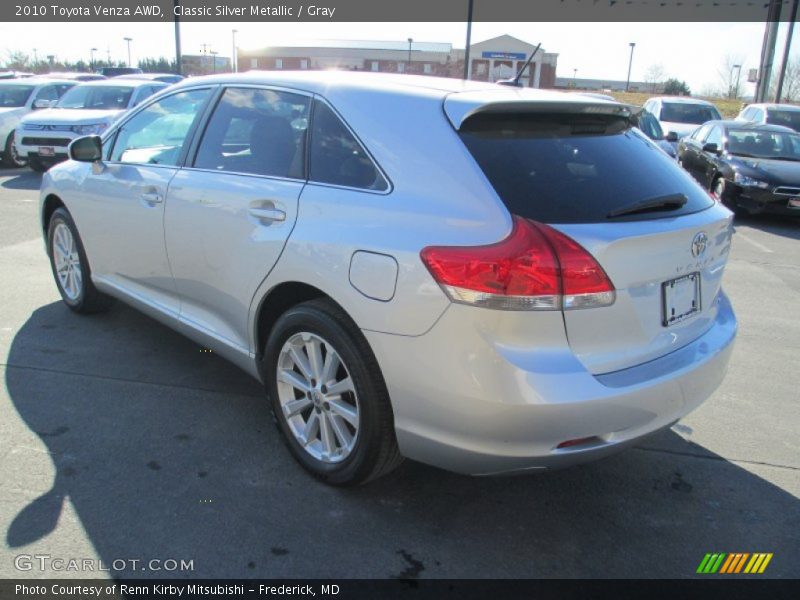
[677,120,800,216]
[635,110,678,158]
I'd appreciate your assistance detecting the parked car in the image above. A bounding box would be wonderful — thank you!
[39,73,736,484]
[643,96,722,149]
[0,71,34,79]
[677,119,800,216]
[16,79,167,171]
[95,66,143,77]
[115,73,185,84]
[735,103,800,132]
[634,110,677,158]
[32,72,107,82]
[0,78,77,167]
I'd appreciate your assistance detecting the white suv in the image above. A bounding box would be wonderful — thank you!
[736,103,800,132]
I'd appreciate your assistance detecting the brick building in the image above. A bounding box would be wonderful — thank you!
[238,35,557,88]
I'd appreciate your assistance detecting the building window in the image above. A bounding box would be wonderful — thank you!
[397,62,405,73]
[300,59,308,70]
[275,58,283,69]
[423,63,432,74]
[250,58,258,69]
[476,63,487,75]
[371,61,379,72]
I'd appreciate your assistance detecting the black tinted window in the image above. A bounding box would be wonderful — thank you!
[637,112,663,140]
[660,102,721,124]
[766,109,800,132]
[309,101,388,191]
[194,87,310,178]
[459,113,714,224]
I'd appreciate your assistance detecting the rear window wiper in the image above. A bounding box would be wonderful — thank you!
[607,193,688,219]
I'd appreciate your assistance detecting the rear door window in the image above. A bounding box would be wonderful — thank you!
[193,87,311,178]
[308,100,388,191]
[459,112,714,224]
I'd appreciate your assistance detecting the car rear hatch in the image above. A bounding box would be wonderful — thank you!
[444,90,734,375]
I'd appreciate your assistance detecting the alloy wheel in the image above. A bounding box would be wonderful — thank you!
[52,222,83,301]
[276,332,360,463]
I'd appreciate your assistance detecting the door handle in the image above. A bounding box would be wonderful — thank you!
[141,191,162,205]
[249,207,286,222]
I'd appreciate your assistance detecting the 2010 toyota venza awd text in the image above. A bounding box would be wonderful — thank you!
[39,72,737,485]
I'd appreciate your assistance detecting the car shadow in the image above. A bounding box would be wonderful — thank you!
[733,212,800,240]
[1,170,42,191]
[5,301,799,579]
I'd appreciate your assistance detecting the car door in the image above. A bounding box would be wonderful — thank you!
[679,123,710,179]
[74,87,214,314]
[697,125,724,188]
[164,86,311,352]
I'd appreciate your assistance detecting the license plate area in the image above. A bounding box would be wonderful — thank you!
[788,197,800,209]
[38,146,55,157]
[662,272,701,327]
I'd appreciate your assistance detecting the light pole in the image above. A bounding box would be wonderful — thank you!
[730,64,742,98]
[200,43,209,74]
[625,42,636,92]
[407,38,413,71]
[231,29,238,72]
[32,48,38,67]
[573,68,578,87]
[210,50,218,74]
[123,37,133,67]
[90,48,97,71]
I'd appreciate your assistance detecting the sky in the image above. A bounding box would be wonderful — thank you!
[1,20,798,95]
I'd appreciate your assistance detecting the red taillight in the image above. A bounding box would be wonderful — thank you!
[420,216,615,311]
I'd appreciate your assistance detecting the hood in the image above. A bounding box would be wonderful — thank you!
[659,121,698,138]
[20,108,124,126]
[0,106,27,124]
[729,155,800,185]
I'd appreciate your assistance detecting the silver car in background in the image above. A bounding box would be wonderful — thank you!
[39,72,737,485]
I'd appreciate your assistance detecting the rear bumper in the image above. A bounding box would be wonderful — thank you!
[365,292,736,475]
[736,187,800,216]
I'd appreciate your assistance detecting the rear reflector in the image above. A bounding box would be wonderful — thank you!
[556,436,603,449]
[420,216,615,311]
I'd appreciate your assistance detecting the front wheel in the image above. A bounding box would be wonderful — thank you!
[263,299,402,485]
[3,131,28,168]
[47,207,113,313]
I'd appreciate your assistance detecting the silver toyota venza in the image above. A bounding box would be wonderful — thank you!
[39,72,737,485]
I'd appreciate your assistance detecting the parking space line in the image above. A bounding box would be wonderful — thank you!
[736,232,774,253]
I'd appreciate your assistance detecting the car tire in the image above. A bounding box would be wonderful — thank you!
[711,177,746,216]
[28,157,49,172]
[3,131,28,168]
[46,207,114,314]
[263,298,403,486]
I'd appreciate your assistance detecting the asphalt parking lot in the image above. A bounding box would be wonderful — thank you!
[0,166,798,579]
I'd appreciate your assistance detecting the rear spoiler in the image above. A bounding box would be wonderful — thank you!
[443,90,642,130]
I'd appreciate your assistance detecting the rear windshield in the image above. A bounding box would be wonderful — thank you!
[766,109,800,132]
[459,113,714,223]
[660,102,721,124]
[57,85,134,110]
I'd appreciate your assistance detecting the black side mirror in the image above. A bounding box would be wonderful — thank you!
[68,136,102,162]
[702,142,720,154]
[665,131,679,142]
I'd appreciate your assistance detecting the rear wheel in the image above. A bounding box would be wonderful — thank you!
[263,298,402,485]
[47,207,113,313]
[3,132,28,168]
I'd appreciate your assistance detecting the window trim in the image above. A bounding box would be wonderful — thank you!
[182,83,314,183]
[306,94,393,195]
[103,85,217,170]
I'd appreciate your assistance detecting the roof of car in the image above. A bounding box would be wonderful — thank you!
[647,96,717,106]
[708,120,795,132]
[0,77,76,86]
[73,78,168,88]
[743,103,800,111]
[115,73,183,80]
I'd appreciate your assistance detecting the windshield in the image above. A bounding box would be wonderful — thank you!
[458,112,713,223]
[766,109,800,132]
[727,128,800,160]
[0,84,34,108]
[660,102,721,125]
[57,85,133,110]
[637,112,664,140]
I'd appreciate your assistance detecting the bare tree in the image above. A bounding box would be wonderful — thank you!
[718,54,745,99]
[644,63,666,92]
[4,50,31,71]
[771,55,800,102]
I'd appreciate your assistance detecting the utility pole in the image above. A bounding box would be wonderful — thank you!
[407,38,413,71]
[174,0,182,75]
[775,0,799,102]
[625,42,636,92]
[232,29,238,73]
[755,0,782,102]
[463,0,474,80]
[90,48,97,71]
[210,51,218,74]
[123,37,133,67]
[729,64,741,98]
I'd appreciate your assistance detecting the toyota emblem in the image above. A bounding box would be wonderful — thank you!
[691,232,708,257]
